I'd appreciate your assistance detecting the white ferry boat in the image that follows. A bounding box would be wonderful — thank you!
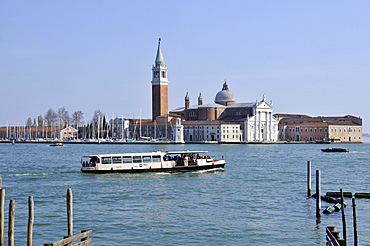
[81,150,226,173]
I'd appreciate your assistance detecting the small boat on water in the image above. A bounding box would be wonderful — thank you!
[81,150,226,173]
[321,147,349,153]
[50,143,64,147]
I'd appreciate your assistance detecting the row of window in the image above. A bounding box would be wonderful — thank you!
[289,136,361,141]
[283,127,361,133]
[185,134,239,141]
[223,135,238,139]
[331,128,360,133]
[223,130,238,133]
[101,155,162,164]
[285,128,327,133]
[185,126,240,130]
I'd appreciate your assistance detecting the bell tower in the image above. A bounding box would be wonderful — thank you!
[151,38,169,121]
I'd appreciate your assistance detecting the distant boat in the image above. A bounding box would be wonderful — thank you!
[315,140,331,144]
[50,143,63,147]
[321,147,349,152]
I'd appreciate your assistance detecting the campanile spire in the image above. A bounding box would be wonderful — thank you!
[155,38,165,66]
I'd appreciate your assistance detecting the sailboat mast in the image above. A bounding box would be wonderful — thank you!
[139,107,142,139]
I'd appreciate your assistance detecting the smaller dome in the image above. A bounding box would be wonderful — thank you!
[215,81,236,106]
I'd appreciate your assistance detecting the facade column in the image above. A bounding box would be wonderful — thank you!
[268,112,272,141]
[254,109,257,141]
[258,111,261,141]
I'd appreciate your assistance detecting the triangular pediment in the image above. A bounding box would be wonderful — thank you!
[256,101,274,109]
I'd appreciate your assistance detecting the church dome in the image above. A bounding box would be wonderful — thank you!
[215,81,236,106]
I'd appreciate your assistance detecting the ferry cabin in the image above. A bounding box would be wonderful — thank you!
[81,151,225,173]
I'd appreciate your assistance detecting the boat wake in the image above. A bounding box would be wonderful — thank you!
[155,167,225,175]
[6,171,79,177]
[193,167,225,173]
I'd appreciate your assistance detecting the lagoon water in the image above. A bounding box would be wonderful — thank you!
[1,142,370,245]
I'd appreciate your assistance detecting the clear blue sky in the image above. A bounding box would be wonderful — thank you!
[1,1,369,132]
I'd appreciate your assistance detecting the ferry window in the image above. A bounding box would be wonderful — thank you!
[112,157,122,163]
[133,156,142,163]
[122,156,132,163]
[102,157,112,164]
[143,156,151,163]
[152,156,161,162]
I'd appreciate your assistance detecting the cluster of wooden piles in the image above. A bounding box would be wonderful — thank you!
[0,174,92,246]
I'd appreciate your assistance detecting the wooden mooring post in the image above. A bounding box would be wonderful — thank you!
[8,199,15,246]
[307,161,311,197]
[316,170,321,218]
[27,196,34,246]
[0,189,4,246]
[340,189,347,246]
[352,197,358,246]
[67,188,73,237]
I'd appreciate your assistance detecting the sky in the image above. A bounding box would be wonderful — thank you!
[1,1,369,132]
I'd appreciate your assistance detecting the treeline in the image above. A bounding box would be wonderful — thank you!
[25,107,107,129]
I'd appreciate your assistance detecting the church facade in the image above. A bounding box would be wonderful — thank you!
[170,83,279,142]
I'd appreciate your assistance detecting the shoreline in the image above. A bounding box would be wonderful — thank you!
[0,140,362,145]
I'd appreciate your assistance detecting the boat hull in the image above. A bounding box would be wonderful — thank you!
[81,163,225,173]
[321,148,349,152]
